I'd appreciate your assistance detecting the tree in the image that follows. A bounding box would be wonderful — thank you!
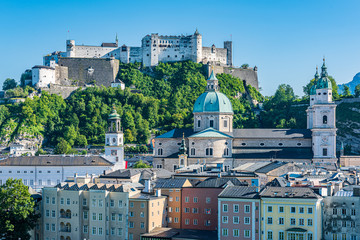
[2,78,17,91]
[0,178,39,239]
[124,129,134,143]
[133,159,151,168]
[241,64,249,69]
[355,84,360,98]
[54,138,71,154]
[75,135,88,147]
[343,85,352,97]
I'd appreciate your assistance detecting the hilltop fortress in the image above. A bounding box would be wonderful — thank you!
[32,30,258,97]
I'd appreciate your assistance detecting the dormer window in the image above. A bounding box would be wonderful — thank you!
[210,120,214,128]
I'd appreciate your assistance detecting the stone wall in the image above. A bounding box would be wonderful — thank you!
[58,57,119,87]
[41,84,80,99]
[204,64,259,90]
[339,156,360,167]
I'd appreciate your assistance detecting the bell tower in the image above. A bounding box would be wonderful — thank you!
[308,59,337,168]
[104,105,126,169]
[178,133,188,168]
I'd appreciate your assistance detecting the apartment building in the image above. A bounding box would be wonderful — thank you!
[181,177,247,231]
[42,182,138,240]
[154,178,193,228]
[260,187,322,240]
[218,186,260,240]
[128,191,167,240]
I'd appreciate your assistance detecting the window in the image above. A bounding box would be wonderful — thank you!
[233,216,239,224]
[130,202,134,208]
[51,210,55,218]
[158,148,163,156]
[308,233,313,240]
[308,207,313,214]
[111,213,115,221]
[291,207,296,213]
[244,230,250,238]
[224,120,228,128]
[185,197,189,203]
[267,217,273,224]
[140,222,145,229]
[176,197,179,202]
[205,208,211,214]
[92,227,96,235]
[98,227,103,235]
[118,200,123,207]
[45,210,49,217]
[45,223,49,231]
[118,214,123,222]
[92,199,96,207]
[308,219,313,226]
[234,204,239,213]
[60,198,64,205]
[333,208,337,215]
[299,207,304,213]
[197,120,201,128]
[193,219,198,225]
[140,212,144,217]
[267,231,273,240]
[193,197,198,203]
[45,197,49,204]
[184,208,190,213]
[185,219,190,225]
[323,115,328,124]
[192,208,198,214]
[206,197,211,203]
[279,206,284,213]
[169,197,173,202]
[323,148,328,156]
[279,217,284,225]
[129,222,134,228]
[83,225,88,233]
[175,207,180,212]
[279,231,284,240]
[299,218,304,225]
[98,213,103,221]
[268,206,273,212]
[110,199,114,207]
[222,216,228,223]
[191,148,196,155]
[291,218,296,225]
[129,211,134,217]
[83,211,88,219]
[351,209,356,215]
[342,208,347,215]
[174,217,179,223]
[66,198,70,205]
[224,148,229,156]
[92,213,96,220]
[223,204,228,212]
[244,217,250,224]
[205,148,213,156]
[244,205,250,213]
[222,228,228,236]
[51,197,55,204]
[210,120,214,128]
[83,198,87,206]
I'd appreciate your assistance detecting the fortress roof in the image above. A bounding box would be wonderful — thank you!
[32,65,55,70]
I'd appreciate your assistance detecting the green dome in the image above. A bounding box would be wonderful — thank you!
[108,105,120,120]
[193,91,233,113]
[316,77,332,89]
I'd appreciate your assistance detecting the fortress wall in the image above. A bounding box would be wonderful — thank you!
[58,58,119,87]
[55,65,68,85]
[202,47,228,65]
[204,64,259,90]
[73,46,120,59]
[41,84,80,99]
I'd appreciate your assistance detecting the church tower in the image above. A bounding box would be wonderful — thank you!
[178,133,188,168]
[104,105,126,169]
[307,59,337,167]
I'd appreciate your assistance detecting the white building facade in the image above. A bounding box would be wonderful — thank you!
[32,65,56,88]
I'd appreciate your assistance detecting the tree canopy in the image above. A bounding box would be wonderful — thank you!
[0,178,39,240]
[3,78,17,91]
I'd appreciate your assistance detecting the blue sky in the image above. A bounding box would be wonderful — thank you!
[0,0,359,96]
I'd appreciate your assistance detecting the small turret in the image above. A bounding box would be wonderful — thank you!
[206,69,219,91]
[178,133,187,155]
[178,132,187,168]
[115,33,118,47]
[309,66,319,96]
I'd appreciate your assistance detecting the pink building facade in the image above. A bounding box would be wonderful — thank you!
[218,186,260,240]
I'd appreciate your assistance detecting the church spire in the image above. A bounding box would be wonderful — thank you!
[314,66,319,81]
[321,57,328,77]
[178,132,187,155]
[115,33,118,46]
[206,67,219,91]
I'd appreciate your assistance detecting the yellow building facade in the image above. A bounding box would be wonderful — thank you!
[260,187,322,240]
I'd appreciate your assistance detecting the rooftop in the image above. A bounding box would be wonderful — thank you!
[232,129,312,139]
[218,186,260,199]
[154,178,191,189]
[195,177,247,188]
[54,182,137,193]
[141,227,217,240]
[260,187,321,199]
[0,155,113,166]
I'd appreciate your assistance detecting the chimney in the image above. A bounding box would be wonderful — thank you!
[144,180,152,193]
[155,189,161,197]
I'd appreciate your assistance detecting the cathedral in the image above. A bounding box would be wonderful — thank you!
[153,59,337,171]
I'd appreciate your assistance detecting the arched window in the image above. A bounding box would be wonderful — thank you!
[158,148,163,156]
[323,115,328,124]
[60,209,65,218]
[65,223,71,232]
[224,148,229,156]
[267,230,273,240]
[191,148,196,156]
[307,232,313,240]
[180,158,184,166]
[60,222,65,232]
[65,209,71,219]
[224,120,228,128]
[209,120,214,128]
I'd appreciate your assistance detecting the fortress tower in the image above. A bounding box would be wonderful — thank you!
[104,106,126,169]
[66,40,75,57]
[307,59,337,167]
[191,29,202,63]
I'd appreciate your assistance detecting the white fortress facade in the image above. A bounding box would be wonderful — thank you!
[48,30,232,67]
